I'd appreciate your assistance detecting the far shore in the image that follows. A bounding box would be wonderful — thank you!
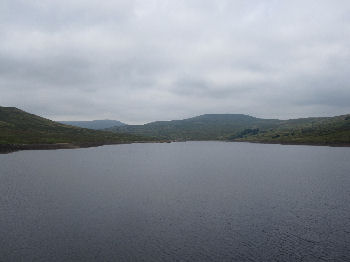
[1,140,350,154]
[230,140,350,148]
[0,141,165,154]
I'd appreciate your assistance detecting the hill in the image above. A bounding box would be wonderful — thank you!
[0,106,152,152]
[107,114,281,140]
[232,115,350,145]
[107,113,350,145]
[60,120,126,130]
[2,107,349,150]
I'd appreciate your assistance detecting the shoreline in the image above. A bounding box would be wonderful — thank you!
[229,140,350,148]
[1,140,350,154]
[0,141,161,154]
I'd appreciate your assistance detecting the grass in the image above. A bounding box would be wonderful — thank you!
[230,115,350,145]
[0,106,152,145]
[108,113,350,146]
[2,106,349,147]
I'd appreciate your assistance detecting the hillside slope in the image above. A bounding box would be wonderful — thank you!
[107,113,350,145]
[108,114,281,140]
[0,106,149,146]
[233,115,350,145]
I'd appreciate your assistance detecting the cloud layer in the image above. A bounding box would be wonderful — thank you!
[1,0,350,123]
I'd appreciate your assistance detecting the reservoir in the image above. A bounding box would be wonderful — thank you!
[1,142,350,261]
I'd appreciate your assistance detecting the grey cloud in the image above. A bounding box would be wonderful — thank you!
[1,0,350,124]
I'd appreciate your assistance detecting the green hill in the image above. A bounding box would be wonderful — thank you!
[107,114,281,140]
[0,106,150,147]
[108,113,350,145]
[232,115,350,145]
[2,106,349,149]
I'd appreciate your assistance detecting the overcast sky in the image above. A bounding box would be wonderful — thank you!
[1,0,350,124]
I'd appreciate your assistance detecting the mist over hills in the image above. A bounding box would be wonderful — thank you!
[60,120,126,130]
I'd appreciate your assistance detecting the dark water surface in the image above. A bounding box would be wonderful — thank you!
[1,142,350,261]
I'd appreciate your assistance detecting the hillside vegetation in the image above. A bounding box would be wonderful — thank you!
[108,114,350,145]
[0,106,149,145]
[233,115,350,145]
[108,114,281,140]
[1,106,349,147]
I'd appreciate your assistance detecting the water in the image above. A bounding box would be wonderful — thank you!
[1,142,350,261]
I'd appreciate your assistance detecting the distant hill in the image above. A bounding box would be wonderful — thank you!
[60,120,126,130]
[0,106,150,148]
[107,113,350,145]
[1,107,349,149]
[107,114,281,140]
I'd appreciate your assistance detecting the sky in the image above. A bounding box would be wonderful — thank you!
[1,0,350,124]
